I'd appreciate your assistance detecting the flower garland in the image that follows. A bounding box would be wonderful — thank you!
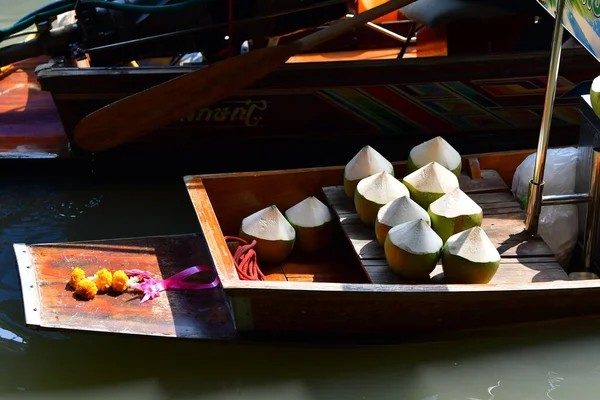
[67,266,220,302]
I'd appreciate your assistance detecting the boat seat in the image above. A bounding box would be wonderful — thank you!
[399,0,511,27]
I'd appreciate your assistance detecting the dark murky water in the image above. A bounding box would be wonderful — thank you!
[1,174,600,400]
[4,3,600,399]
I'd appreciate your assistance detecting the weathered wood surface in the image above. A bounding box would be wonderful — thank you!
[13,234,236,339]
[184,174,368,285]
[184,156,537,288]
[0,57,70,158]
[323,170,568,285]
[181,165,600,339]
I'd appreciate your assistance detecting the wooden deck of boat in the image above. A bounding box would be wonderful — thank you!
[323,170,569,285]
[14,234,237,339]
[0,57,70,159]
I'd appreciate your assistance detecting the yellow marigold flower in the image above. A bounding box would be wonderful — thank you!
[75,279,97,300]
[94,268,113,291]
[69,267,86,288]
[112,270,129,293]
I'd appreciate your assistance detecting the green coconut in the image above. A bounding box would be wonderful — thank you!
[407,136,462,176]
[428,187,483,243]
[402,161,460,210]
[344,145,394,199]
[384,219,443,280]
[239,205,296,264]
[354,171,409,227]
[375,196,430,245]
[441,226,501,284]
[590,75,600,118]
[285,196,333,254]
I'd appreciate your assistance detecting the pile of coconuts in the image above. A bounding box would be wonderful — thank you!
[344,137,501,284]
[238,196,335,264]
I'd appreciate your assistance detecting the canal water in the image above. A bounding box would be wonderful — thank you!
[3,2,600,399]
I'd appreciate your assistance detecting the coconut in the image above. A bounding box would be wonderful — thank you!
[354,171,409,227]
[441,226,501,284]
[384,219,443,280]
[344,145,394,199]
[428,188,483,243]
[591,75,600,118]
[402,161,460,210]
[374,196,430,245]
[239,205,296,264]
[285,196,333,254]
[407,136,462,175]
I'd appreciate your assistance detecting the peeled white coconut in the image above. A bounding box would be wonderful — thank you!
[344,145,394,199]
[239,205,296,264]
[407,136,462,176]
[428,188,483,243]
[374,196,430,245]
[591,75,600,118]
[384,219,443,280]
[441,226,501,284]
[354,171,409,227]
[402,161,459,210]
[285,196,333,254]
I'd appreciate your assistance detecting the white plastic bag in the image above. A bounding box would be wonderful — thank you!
[538,204,579,266]
[512,147,578,208]
[511,147,579,266]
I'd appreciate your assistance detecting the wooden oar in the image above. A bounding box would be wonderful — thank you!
[73,0,419,151]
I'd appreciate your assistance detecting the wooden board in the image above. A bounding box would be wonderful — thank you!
[323,170,569,285]
[13,234,237,339]
[288,47,415,63]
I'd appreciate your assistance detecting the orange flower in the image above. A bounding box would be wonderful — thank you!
[112,270,129,293]
[69,267,86,288]
[94,268,113,291]
[75,279,98,300]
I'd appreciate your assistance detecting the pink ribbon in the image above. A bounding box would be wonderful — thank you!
[127,266,220,303]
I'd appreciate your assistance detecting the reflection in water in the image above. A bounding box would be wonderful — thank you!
[52,194,104,218]
[547,372,563,400]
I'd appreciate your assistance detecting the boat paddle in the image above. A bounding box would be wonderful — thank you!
[73,0,419,152]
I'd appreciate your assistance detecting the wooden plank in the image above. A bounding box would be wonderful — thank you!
[14,244,42,327]
[288,47,416,63]
[457,169,508,193]
[362,259,569,285]
[323,170,568,285]
[339,214,553,259]
[12,234,237,340]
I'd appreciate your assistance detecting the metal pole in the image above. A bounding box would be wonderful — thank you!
[525,0,567,234]
[583,148,600,271]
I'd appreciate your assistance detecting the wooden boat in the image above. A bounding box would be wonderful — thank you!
[26,3,600,167]
[14,146,600,342]
[1,0,597,173]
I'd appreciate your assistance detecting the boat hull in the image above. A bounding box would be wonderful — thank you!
[12,149,600,342]
[37,49,596,173]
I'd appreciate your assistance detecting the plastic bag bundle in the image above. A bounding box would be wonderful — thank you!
[511,147,579,266]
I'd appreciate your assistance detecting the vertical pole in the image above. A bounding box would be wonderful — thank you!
[525,0,567,234]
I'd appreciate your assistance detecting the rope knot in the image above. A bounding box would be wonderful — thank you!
[224,236,266,281]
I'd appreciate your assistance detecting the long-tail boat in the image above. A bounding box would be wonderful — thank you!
[1,0,597,170]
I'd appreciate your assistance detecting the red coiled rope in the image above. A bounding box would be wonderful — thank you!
[224,236,266,281]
